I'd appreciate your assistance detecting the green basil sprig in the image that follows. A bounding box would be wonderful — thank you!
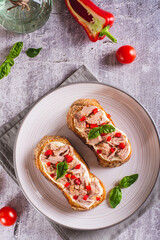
[119,174,138,188]
[109,186,122,208]
[5,58,14,67]
[88,124,115,139]
[0,59,15,79]
[0,42,23,80]
[56,162,68,180]
[26,48,42,58]
[7,42,23,59]
[88,127,100,139]
[109,174,138,208]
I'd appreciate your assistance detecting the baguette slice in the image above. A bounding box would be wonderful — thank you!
[34,136,106,211]
[67,99,132,167]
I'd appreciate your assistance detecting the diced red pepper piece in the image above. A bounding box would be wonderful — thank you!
[115,132,122,138]
[119,143,125,149]
[73,195,78,200]
[65,0,116,42]
[107,136,111,141]
[86,123,90,128]
[65,155,73,163]
[107,114,111,119]
[101,133,106,136]
[50,174,55,178]
[71,175,77,179]
[101,122,106,126]
[65,174,71,178]
[64,182,71,187]
[96,196,101,201]
[75,164,81,169]
[83,195,89,200]
[86,186,91,191]
[110,148,115,153]
[45,149,53,156]
[75,178,81,185]
[92,108,98,115]
[90,124,98,128]
[97,149,102,154]
[46,162,51,166]
[80,116,86,121]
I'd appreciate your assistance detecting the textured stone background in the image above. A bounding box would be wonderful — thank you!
[0,0,160,239]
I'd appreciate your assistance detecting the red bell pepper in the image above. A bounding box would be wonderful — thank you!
[65,0,117,42]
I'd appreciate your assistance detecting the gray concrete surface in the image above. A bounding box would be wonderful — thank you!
[0,0,160,239]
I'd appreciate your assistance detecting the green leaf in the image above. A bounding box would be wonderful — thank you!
[7,42,23,59]
[109,186,122,208]
[88,127,100,140]
[2,62,11,76]
[26,48,42,58]
[0,60,12,79]
[5,58,14,67]
[0,42,21,80]
[100,124,115,134]
[88,124,115,140]
[0,70,4,79]
[56,162,68,180]
[119,174,138,188]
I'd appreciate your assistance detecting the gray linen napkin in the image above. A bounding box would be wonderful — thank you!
[0,65,159,240]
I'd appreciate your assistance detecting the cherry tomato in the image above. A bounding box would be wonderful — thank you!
[116,45,136,64]
[0,206,17,226]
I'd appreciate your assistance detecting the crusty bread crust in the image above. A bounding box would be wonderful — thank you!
[67,99,132,167]
[34,135,106,211]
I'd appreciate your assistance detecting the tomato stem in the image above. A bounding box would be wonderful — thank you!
[99,26,117,43]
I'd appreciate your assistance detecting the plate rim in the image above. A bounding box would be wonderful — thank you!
[13,82,160,230]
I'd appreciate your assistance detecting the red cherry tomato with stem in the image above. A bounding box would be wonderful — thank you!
[0,206,17,226]
[116,45,136,64]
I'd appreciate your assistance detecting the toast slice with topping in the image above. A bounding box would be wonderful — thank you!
[34,136,106,211]
[67,99,132,167]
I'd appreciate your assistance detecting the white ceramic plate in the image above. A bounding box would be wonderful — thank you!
[14,83,160,230]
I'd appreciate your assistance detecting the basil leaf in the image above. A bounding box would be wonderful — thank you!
[88,127,100,139]
[119,174,138,188]
[0,70,4,79]
[26,48,42,58]
[0,60,12,79]
[56,162,68,180]
[109,186,122,208]
[100,124,115,134]
[5,58,14,67]
[2,62,11,76]
[0,42,21,80]
[7,42,23,59]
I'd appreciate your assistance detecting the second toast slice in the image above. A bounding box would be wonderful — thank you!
[67,99,132,167]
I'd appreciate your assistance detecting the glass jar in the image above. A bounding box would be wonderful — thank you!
[0,0,53,33]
